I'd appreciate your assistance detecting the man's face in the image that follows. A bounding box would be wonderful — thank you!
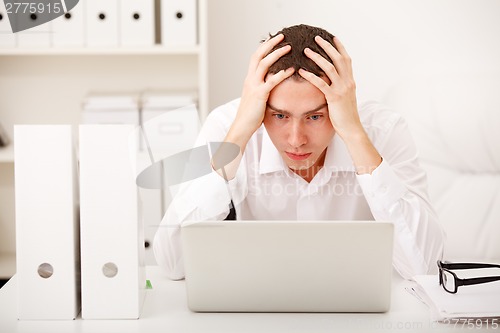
[263,77,335,179]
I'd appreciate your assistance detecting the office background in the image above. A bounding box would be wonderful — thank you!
[1,0,500,285]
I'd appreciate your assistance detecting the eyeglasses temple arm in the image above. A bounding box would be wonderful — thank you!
[458,276,500,287]
[442,263,500,270]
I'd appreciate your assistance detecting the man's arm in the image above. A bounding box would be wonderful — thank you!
[355,107,445,279]
[213,34,295,181]
[153,102,248,280]
[299,36,444,278]
[298,36,381,175]
[154,35,295,279]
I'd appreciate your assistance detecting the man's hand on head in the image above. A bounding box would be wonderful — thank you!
[298,36,363,142]
[228,34,295,150]
[298,36,382,174]
[217,34,295,181]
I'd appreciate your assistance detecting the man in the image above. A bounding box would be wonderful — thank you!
[154,24,445,280]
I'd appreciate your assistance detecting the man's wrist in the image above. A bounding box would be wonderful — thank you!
[226,119,256,152]
[341,129,382,175]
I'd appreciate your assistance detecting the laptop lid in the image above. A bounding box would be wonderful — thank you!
[181,220,394,313]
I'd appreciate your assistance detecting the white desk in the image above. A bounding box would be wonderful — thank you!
[0,266,493,332]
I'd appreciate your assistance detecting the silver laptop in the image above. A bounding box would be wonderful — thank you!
[181,220,394,313]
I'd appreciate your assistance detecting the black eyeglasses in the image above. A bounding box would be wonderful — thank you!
[437,260,500,294]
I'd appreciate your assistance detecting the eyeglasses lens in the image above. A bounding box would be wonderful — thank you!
[442,269,456,293]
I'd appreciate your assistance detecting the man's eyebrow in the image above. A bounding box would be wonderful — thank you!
[267,103,328,116]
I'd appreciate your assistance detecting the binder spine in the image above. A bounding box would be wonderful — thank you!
[14,125,80,320]
[79,124,145,319]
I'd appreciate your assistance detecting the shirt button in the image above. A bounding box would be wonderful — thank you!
[380,185,388,194]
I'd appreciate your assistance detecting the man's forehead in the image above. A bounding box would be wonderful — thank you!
[266,102,328,116]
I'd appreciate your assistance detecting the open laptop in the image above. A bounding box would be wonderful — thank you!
[181,220,394,313]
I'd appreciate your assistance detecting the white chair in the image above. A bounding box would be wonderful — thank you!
[383,72,500,262]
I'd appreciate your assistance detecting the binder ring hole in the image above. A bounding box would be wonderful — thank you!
[65,13,72,19]
[176,12,183,19]
[0,14,3,21]
[30,13,37,21]
[98,13,106,20]
[145,240,150,248]
[38,263,53,279]
[133,12,140,20]
[102,262,118,278]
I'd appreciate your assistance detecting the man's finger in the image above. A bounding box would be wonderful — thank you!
[264,67,295,90]
[256,44,291,80]
[298,68,330,96]
[248,34,285,74]
[304,47,340,82]
[315,36,353,77]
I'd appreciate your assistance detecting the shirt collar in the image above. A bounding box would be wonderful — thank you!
[259,128,355,175]
[323,135,356,173]
[259,127,287,174]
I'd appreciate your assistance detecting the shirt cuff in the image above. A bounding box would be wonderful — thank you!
[185,170,233,218]
[356,159,408,211]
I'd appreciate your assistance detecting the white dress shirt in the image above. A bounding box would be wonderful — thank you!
[153,98,445,280]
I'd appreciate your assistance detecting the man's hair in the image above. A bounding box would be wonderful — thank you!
[266,24,336,79]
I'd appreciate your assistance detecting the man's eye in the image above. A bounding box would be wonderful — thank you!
[309,115,322,120]
[274,114,285,120]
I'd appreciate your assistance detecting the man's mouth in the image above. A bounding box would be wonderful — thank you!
[285,152,312,161]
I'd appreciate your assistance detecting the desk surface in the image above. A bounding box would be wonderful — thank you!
[0,266,493,333]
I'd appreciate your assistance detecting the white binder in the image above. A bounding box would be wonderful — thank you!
[81,93,140,125]
[139,94,199,264]
[14,125,80,320]
[52,1,85,47]
[16,21,51,48]
[120,0,154,47]
[136,157,163,266]
[85,0,119,47]
[161,0,197,47]
[0,1,16,48]
[140,92,199,155]
[79,125,146,319]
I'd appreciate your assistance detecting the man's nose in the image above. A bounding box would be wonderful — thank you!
[287,121,307,148]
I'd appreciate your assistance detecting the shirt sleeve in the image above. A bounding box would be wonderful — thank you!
[153,100,248,280]
[153,171,241,280]
[356,106,445,280]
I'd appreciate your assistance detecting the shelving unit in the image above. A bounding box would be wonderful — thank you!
[0,0,210,280]
[0,45,201,56]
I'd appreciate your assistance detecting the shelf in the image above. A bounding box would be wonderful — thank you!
[0,146,14,163]
[0,45,200,56]
[0,253,15,279]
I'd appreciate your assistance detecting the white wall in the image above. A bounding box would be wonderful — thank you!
[206,0,500,261]
[206,0,500,111]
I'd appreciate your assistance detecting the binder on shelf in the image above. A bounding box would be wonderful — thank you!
[160,0,197,47]
[14,125,80,320]
[0,1,16,48]
[120,0,154,47]
[81,93,140,149]
[85,0,119,47]
[15,20,51,48]
[52,1,85,47]
[79,125,146,319]
[135,156,163,266]
[140,91,199,156]
[140,91,199,244]
[81,92,140,125]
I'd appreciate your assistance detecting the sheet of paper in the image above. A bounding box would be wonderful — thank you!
[413,275,500,320]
